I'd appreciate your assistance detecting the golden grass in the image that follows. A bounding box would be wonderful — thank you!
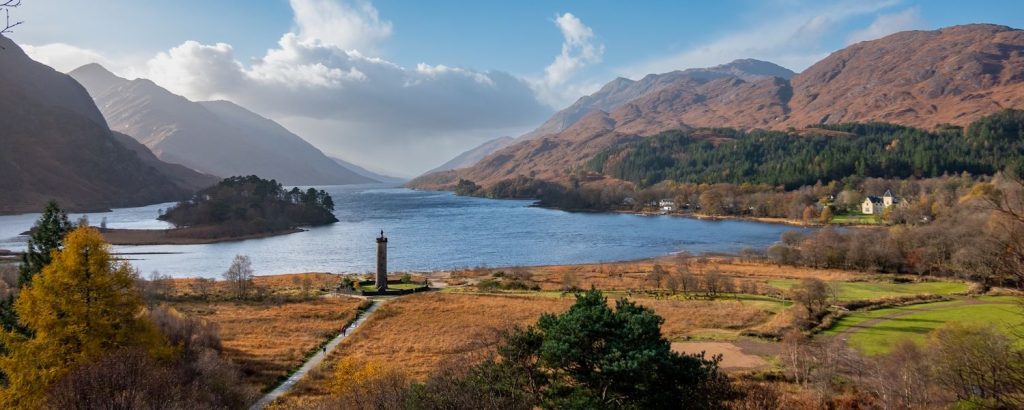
[169,296,364,392]
[273,291,783,407]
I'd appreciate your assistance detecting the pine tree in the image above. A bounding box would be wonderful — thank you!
[17,201,73,287]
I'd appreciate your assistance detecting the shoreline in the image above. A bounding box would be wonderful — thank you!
[98,227,305,245]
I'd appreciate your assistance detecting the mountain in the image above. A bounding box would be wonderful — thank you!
[413,24,1024,190]
[0,37,211,214]
[69,64,375,185]
[330,157,405,184]
[517,59,795,140]
[425,136,515,174]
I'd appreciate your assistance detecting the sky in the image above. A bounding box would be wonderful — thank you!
[11,0,1024,176]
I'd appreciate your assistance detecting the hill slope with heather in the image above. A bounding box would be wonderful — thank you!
[413,24,1024,190]
[0,36,212,214]
[69,64,376,185]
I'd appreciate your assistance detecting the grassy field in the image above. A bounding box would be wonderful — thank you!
[358,282,424,291]
[273,291,786,407]
[829,213,879,225]
[169,296,365,392]
[823,296,1024,355]
[768,278,968,300]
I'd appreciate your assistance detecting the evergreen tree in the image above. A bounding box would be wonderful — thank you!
[17,201,73,287]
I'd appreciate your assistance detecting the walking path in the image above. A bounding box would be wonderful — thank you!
[249,299,383,410]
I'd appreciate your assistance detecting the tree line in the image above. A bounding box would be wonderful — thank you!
[585,109,1024,189]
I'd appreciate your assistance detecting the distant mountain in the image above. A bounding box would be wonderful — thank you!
[69,64,375,185]
[330,157,405,184]
[0,37,212,214]
[517,59,795,140]
[411,24,1024,190]
[425,136,515,175]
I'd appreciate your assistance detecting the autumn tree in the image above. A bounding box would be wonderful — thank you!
[223,254,254,299]
[0,227,167,408]
[789,278,830,317]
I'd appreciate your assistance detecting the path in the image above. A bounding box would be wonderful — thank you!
[249,299,383,410]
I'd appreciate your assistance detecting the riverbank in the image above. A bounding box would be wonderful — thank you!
[97,227,304,245]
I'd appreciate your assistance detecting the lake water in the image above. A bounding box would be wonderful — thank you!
[0,185,810,278]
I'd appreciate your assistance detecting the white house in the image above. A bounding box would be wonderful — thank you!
[861,190,900,215]
[658,199,676,212]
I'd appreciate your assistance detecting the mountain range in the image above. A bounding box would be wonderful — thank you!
[412,24,1024,189]
[0,36,216,214]
[68,64,376,185]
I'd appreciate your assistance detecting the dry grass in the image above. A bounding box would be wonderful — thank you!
[168,296,365,392]
[274,291,783,407]
[441,257,863,293]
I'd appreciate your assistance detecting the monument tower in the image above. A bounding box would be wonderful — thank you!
[376,230,388,291]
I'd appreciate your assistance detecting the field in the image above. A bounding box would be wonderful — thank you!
[822,296,1024,355]
[168,296,365,392]
[829,213,879,225]
[271,290,787,407]
[767,278,969,301]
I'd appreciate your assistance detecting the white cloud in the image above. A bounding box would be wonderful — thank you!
[289,0,392,52]
[619,0,902,77]
[21,43,112,72]
[847,7,924,44]
[107,2,548,175]
[532,12,605,108]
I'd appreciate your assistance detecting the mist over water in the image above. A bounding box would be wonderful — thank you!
[0,185,811,278]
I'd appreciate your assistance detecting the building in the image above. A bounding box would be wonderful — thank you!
[861,190,900,215]
[658,199,676,212]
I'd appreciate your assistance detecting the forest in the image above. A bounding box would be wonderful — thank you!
[585,109,1024,189]
[159,175,338,238]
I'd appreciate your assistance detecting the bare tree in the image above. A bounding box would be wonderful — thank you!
[223,255,254,300]
[0,1,22,36]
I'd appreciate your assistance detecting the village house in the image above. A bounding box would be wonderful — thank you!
[658,199,676,212]
[861,189,901,215]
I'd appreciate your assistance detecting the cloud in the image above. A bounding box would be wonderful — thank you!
[846,7,924,44]
[619,0,902,77]
[288,0,393,52]
[114,2,549,175]
[21,43,113,72]
[532,12,605,108]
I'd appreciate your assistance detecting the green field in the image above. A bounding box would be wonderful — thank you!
[768,279,968,301]
[829,213,879,225]
[823,296,1024,355]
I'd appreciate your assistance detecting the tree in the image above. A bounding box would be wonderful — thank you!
[790,278,830,316]
[0,0,22,36]
[0,227,167,408]
[505,290,732,408]
[223,255,254,300]
[17,200,72,287]
[819,206,833,223]
[927,323,1024,408]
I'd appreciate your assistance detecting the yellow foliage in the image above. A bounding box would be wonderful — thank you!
[329,357,394,397]
[0,227,167,408]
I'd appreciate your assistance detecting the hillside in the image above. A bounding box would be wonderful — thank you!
[425,136,515,174]
[330,157,405,184]
[69,64,376,185]
[413,24,1024,190]
[0,36,206,214]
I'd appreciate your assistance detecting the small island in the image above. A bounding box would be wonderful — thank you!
[102,176,338,245]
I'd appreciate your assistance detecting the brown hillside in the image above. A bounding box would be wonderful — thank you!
[414,24,1024,190]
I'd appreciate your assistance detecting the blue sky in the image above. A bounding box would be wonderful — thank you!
[11,1,1024,175]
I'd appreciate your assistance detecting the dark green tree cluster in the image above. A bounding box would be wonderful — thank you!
[159,175,338,238]
[412,290,733,409]
[0,201,72,334]
[586,110,1024,189]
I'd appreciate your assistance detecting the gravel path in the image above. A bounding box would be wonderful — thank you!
[249,300,383,410]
